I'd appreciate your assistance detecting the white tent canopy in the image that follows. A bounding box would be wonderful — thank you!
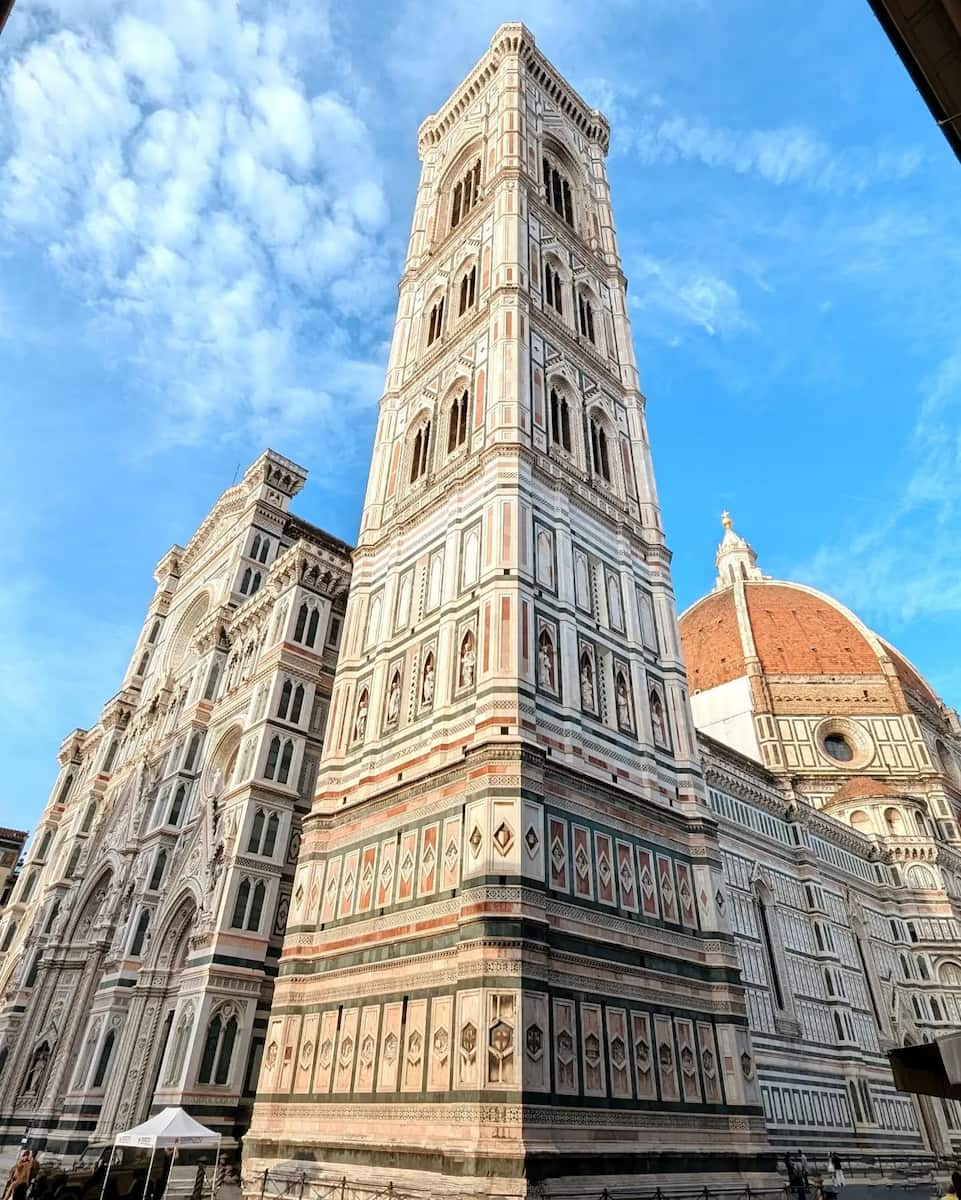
[100,1107,221,1200]
[115,1107,221,1150]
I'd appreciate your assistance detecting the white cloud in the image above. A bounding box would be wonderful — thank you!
[630,255,750,338]
[0,0,391,447]
[627,111,922,194]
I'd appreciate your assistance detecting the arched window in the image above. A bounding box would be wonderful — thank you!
[251,534,262,560]
[203,659,222,701]
[447,391,469,454]
[1,921,16,952]
[248,810,266,854]
[577,291,596,343]
[258,538,270,564]
[290,684,305,724]
[294,603,308,642]
[231,880,250,929]
[306,608,319,646]
[247,881,265,931]
[81,803,96,834]
[55,773,74,806]
[184,732,203,772]
[148,849,167,891]
[215,1014,237,1084]
[426,299,445,347]
[277,680,293,720]
[543,157,573,225]
[264,736,281,780]
[755,888,785,1010]
[277,740,294,785]
[549,388,572,452]
[450,158,481,230]
[65,847,81,878]
[824,967,835,997]
[241,567,252,594]
[250,572,262,596]
[103,739,119,773]
[198,1010,239,1086]
[43,900,60,934]
[932,997,943,1021]
[20,871,36,903]
[199,1014,222,1085]
[906,864,937,889]
[36,830,52,860]
[410,422,432,483]
[544,262,564,315]
[137,651,150,676]
[92,1029,116,1088]
[148,619,161,644]
[130,909,150,957]
[262,813,279,857]
[168,784,187,825]
[458,265,477,316]
[589,418,611,482]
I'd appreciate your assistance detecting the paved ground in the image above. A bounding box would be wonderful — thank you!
[0,1147,949,1200]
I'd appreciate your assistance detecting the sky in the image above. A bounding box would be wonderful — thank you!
[1,0,960,834]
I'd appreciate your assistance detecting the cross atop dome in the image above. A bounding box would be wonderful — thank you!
[715,511,765,589]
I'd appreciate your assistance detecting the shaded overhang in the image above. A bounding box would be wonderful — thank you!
[868,0,961,161]
[0,1,14,35]
[890,1032,961,1099]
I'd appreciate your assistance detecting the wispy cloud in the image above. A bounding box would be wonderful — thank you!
[629,255,751,338]
[626,111,922,193]
[794,349,961,624]
[0,0,393,447]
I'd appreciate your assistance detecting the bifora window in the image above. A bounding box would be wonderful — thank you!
[823,733,854,762]
[447,391,469,453]
[543,157,574,225]
[450,159,481,231]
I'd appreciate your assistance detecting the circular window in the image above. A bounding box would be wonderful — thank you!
[823,734,854,762]
[814,718,874,770]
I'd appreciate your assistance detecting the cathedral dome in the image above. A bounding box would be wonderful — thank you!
[677,516,960,790]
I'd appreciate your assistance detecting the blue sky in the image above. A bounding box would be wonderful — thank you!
[2,0,960,833]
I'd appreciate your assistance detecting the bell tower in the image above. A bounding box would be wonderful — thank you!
[246,24,773,1196]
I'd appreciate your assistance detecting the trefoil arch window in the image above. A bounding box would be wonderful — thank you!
[426,299,445,347]
[549,389,572,452]
[544,263,564,315]
[458,265,477,316]
[589,417,611,483]
[410,422,432,483]
[447,391,469,454]
[198,1009,239,1086]
[232,879,267,932]
[577,291,596,343]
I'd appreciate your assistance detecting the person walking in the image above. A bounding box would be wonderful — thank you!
[4,1152,34,1200]
[829,1151,845,1189]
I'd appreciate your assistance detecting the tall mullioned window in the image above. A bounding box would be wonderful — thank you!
[458,265,477,316]
[577,291,596,343]
[447,391,469,454]
[589,418,611,483]
[549,389,571,453]
[544,263,564,315]
[450,159,481,231]
[543,157,574,225]
[410,422,432,483]
[426,299,445,347]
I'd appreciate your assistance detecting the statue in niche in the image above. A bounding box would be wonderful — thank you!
[459,632,476,689]
[354,693,368,741]
[538,630,555,692]
[421,656,435,706]
[387,674,400,724]
[616,673,632,729]
[580,654,595,710]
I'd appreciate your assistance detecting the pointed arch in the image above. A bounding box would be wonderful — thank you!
[277,739,294,784]
[290,683,305,724]
[277,680,293,720]
[262,813,279,857]
[248,809,266,854]
[447,387,470,454]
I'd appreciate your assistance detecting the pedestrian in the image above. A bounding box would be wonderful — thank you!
[829,1151,845,1189]
[4,1152,34,1200]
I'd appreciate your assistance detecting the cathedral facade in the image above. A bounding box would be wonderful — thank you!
[0,452,350,1152]
[1,21,960,1196]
